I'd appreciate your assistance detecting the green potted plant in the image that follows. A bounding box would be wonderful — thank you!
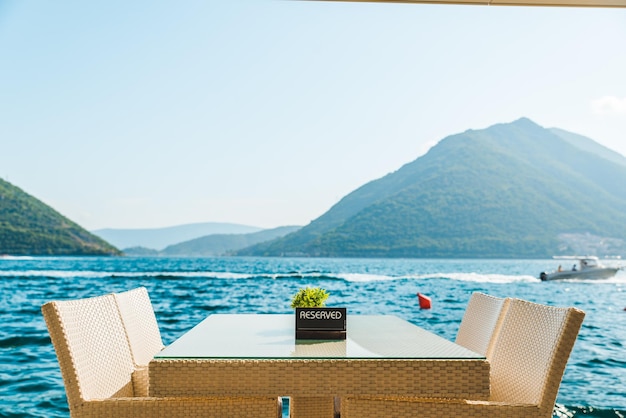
[291,286,346,340]
[290,286,330,309]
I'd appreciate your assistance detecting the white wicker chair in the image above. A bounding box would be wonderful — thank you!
[340,298,585,418]
[42,293,282,418]
[113,287,165,396]
[455,292,509,356]
[114,287,164,367]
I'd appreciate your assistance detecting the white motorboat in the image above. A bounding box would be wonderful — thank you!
[539,256,619,281]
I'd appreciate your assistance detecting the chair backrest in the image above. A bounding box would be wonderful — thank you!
[114,287,164,366]
[488,298,585,412]
[41,294,135,408]
[455,292,509,356]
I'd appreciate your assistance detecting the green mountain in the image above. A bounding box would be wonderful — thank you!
[238,118,626,258]
[0,178,120,256]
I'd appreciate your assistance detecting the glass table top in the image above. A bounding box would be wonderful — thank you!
[155,314,484,360]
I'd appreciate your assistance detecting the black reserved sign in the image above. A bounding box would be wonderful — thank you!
[295,308,347,340]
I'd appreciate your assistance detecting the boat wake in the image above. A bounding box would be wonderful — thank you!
[423,272,539,283]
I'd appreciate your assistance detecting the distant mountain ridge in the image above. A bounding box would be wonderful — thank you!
[0,178,119,256]
[237,118,626,258]
[124,226,301,257]
[93,222,263,250]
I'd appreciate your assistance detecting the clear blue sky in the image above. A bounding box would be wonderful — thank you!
[1,1,625,230]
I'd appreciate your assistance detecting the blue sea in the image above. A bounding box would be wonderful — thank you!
[0,256,624,418]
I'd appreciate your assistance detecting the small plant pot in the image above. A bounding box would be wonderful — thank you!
[295,307,347,340]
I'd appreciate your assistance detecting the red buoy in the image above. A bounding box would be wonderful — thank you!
[417,293,432,309]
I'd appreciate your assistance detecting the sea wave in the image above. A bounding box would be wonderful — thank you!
[413,272,539,283]
[334,273,399,282]
[1,268,624,285]
[555,404,626,417]
[0,269,528,283]
[0,270,252,280]
[336,272,540,283]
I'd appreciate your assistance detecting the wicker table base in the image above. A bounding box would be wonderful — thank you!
[150,315,490,418]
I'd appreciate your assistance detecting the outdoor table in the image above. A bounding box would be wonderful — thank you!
[149,314,490,418]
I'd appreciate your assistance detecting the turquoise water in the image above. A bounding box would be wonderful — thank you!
[0,256,624,417]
